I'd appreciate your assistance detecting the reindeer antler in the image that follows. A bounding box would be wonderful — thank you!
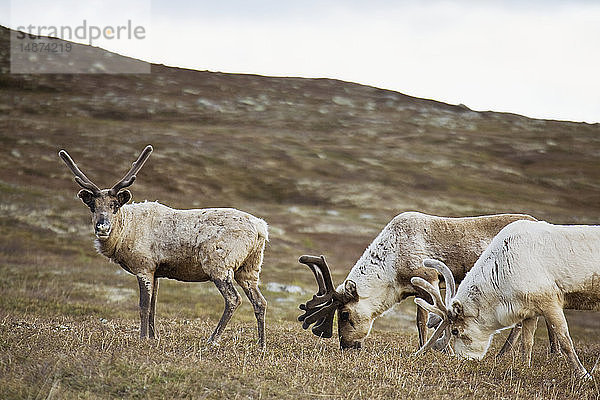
[58,149,102,195]
[298,255,341,338]
[424,258,456,305]
[109,145,153,195]
[412,258,458,355]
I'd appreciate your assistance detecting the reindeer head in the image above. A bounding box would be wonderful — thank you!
[412,258,493,360]
[298,255,371,349]
[59,145,153,240]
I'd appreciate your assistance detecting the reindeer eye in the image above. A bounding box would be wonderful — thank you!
[451,328,459,336]
[340,311,350,321]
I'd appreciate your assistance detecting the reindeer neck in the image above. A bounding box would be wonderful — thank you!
[347,259,401,319]
[371,283,402,318]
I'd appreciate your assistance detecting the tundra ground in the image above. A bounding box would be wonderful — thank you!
[1,233,600,399]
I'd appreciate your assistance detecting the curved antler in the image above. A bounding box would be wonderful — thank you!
[412,278,451,355]
[298,255,341,338]
[109,145,153,195]
[424,258,456,305]
[58,149,101,194]
[412,258,458,355]
[412,277,445,313]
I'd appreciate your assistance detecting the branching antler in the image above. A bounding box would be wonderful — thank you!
[109,145,153,195]
[412,258,459,355]
[424,258,456,305]
[298,255,341,338]
[412,277,451,355]
[58,150,101,194]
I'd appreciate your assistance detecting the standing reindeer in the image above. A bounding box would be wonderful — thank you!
[59,145,268,347]
[297,211,546,351]
[413,219,600,378]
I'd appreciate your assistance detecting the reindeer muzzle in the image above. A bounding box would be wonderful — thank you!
[95,219,111,238]
[340,340,362,350]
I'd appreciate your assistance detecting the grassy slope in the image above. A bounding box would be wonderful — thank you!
[1,26,600,398]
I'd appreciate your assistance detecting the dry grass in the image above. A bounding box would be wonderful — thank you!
[2,313,600,400]
[1,234,600,400]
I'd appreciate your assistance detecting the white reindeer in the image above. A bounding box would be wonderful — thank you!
[297,211,540,350]
[59,145,268,347]
[414,219,600,378]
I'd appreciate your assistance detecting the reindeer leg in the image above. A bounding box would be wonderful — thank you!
[208,269,241,345]
[545,317,560,354]
[416,305,428,349]
[236,278,267,348]
[497,323,522,358]
[149,276,159,339]
[543,307,589,379]
[136,273,155,339]
[520,317,538,366]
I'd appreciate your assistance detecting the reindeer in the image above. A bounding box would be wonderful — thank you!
[413,219,600,378]
[297,211,552,352]
[59,145,268,347]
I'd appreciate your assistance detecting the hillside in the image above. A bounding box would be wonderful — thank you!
[2,25,600,398]
[4,25,600,275]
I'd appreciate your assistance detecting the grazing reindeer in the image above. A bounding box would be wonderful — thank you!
[297,212,543,350]
[59,145,268,347]
[414,219,600,378]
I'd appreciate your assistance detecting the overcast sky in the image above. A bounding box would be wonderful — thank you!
[4,0,599,123]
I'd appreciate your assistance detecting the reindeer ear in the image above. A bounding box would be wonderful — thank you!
[116,190,131,206]
[344,280,359,301]
[449,300,463,320]
[77,189,95,208]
